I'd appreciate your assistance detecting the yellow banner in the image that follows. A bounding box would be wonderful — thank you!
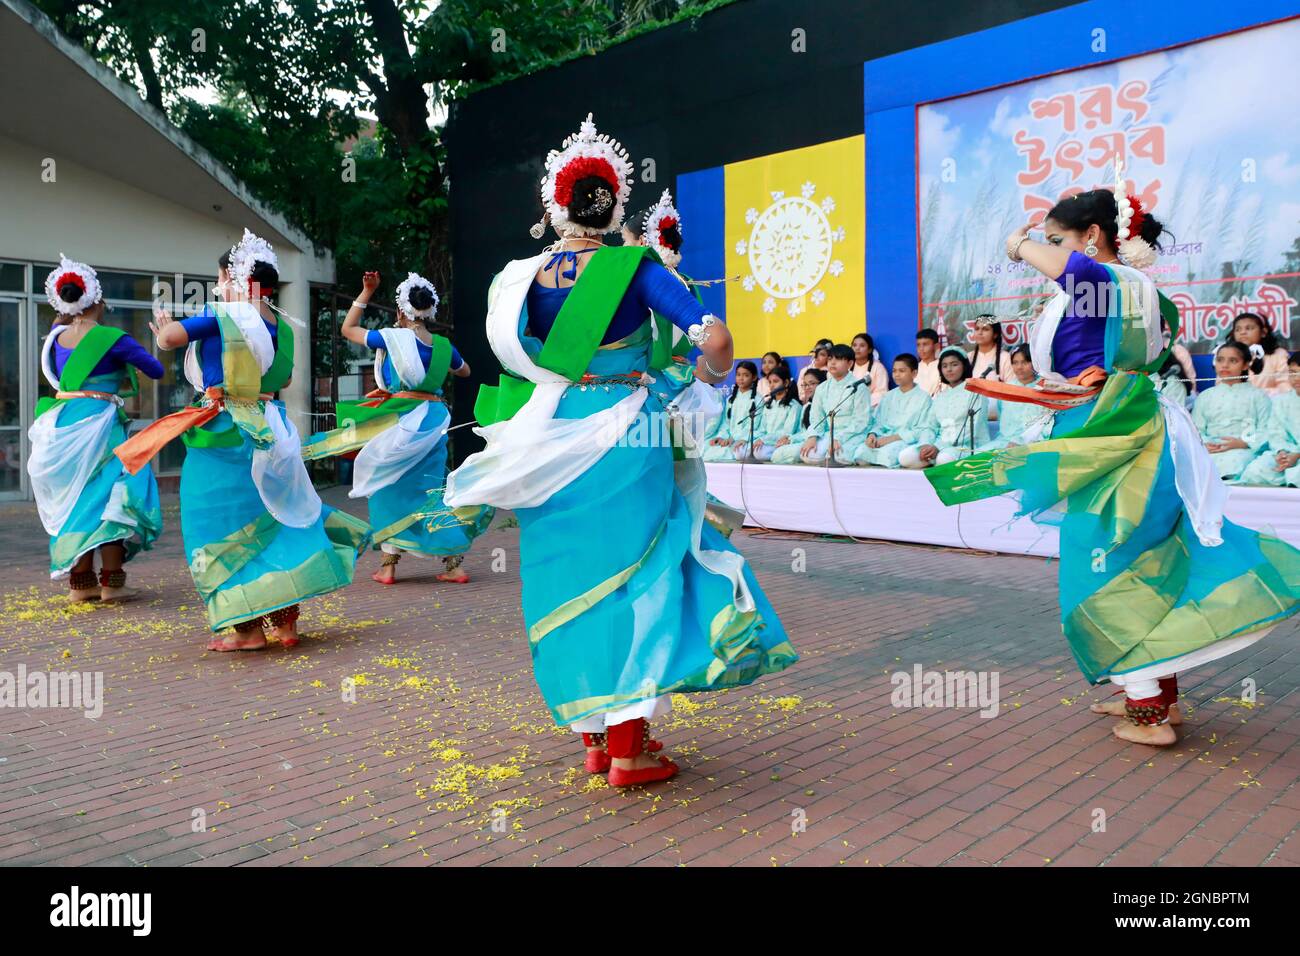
[724,135,865,357]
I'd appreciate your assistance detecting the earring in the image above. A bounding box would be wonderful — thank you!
[1084,241,1098,257]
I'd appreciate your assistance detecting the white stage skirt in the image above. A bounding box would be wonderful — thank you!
[704,462,1300,557]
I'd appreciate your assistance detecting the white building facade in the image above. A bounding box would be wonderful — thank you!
[0,0,334,498]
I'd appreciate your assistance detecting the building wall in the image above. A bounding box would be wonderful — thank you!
[0,132,316,494]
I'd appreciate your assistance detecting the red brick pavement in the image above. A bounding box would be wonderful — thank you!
[1,488,1297,867]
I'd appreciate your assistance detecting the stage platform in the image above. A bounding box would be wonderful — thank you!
[704,462,1300,557]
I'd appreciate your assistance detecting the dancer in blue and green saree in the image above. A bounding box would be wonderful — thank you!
[926,181,1300,746]
[301,270,491,585]
[445,114,796,787]
[117,230,370,653]
[29,257,164,602]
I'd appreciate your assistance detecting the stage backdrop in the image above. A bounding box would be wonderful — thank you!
[719,136,866,358]
[917,16,1300,359]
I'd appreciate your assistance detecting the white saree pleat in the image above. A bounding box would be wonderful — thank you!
[350,402,448,499]
[27,402,117,536]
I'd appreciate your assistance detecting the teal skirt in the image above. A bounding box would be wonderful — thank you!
[180,408,371,631]
[49,396,162,576]
[368,402,493,556]
[514,346,797,727]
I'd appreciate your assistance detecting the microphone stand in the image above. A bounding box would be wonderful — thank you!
[820,378,867,469]
[741,401,760,464]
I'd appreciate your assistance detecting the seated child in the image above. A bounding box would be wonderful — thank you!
[796,344,873,464]
[741,366,801,461]
[1192,341,1273,481]
[701,360,762,462]
[755,351,783,398]
[915,328,942,396]
[854,354,935,467]
[899,346,990,468]
[771,367,826,464]
[1239,350,1300,487]
[981,344,1053,450]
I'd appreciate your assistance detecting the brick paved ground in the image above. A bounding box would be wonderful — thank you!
[1,487,1298,867]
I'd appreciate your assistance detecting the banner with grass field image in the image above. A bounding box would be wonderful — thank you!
[917,16,1300,358]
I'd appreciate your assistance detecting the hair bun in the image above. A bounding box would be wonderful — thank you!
[58,281,84,304]
[408,287,435,311]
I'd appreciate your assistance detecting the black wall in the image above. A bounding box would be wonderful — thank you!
[445,0,1084,458]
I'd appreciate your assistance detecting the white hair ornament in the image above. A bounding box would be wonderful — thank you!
[44,255,103,316]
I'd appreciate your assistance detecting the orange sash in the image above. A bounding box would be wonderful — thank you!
[965,366,1110,410]
[113,386,269,475]
[357,388,445,408]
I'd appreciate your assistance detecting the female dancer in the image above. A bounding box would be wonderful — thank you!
[302,271,490,584]
[899,346,990,468]
[29,257,163,601]
[1192,342,1273,482]
[926,180,1300,745]
[445,114,795,787]
[623,188,698,375]
[117,230,370,651]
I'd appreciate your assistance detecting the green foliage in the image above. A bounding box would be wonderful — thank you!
[31,0,736,301]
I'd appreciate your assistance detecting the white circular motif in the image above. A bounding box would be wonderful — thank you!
[735,239,748,256]
[762,297,776,313]
[742,275,756,292]
[745,208,759,225]
[801,181,816,199]
[811,289,826,306]
[787,300,803,317]
[746,196,833,300]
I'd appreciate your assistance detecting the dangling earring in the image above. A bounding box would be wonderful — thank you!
[1084,240,1098,258]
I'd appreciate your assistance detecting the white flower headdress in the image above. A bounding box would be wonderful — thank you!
[531,113,633,240]
[643,188,682,268]
[395,272,439,320]
[1114,160,1158,270]
[227,228,278,293]
[44,255,102,316]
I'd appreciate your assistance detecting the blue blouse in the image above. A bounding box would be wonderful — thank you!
[364,329,464,390]
[525,255,709,345]
[53,331,163,380]
[179,306,278,389]
[1052,251,1111,378]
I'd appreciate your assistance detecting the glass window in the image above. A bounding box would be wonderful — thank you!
[97,271,156,302]
[0,299,22,495]
[0,262,24,292]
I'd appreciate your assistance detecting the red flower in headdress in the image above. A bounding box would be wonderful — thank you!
[56,272,85,296]
[1125,194,1147,238]
[553,156,619,208]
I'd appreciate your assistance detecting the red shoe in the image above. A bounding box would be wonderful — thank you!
[608,755,679,788]
[435,571,470,584]
[605,718,678,787]
[582,732,611,774]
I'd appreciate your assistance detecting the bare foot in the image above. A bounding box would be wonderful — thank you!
[1111,721,1177,746]
[435,570,470,584]
[268,625,300,649]
[68,587,100,604]
[207,633,267,652]
[1091,699,1183,725]
[100,585,139,604]
[371,565,397,586]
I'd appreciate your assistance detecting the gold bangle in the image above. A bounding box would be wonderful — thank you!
[1007,236,1030,262]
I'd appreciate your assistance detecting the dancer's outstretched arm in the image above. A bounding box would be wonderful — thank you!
[341,271,380,346]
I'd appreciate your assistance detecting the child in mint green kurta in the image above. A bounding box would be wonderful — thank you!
[702,360,761,462]
[854,354,935,467]
[1192,343,1273,481]
[746,368,802,461]
[979,344,1054,451]
[900,346,988,468]
[770,368,825,464]
[796,344,873,464]
[1239,354,1300,487]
